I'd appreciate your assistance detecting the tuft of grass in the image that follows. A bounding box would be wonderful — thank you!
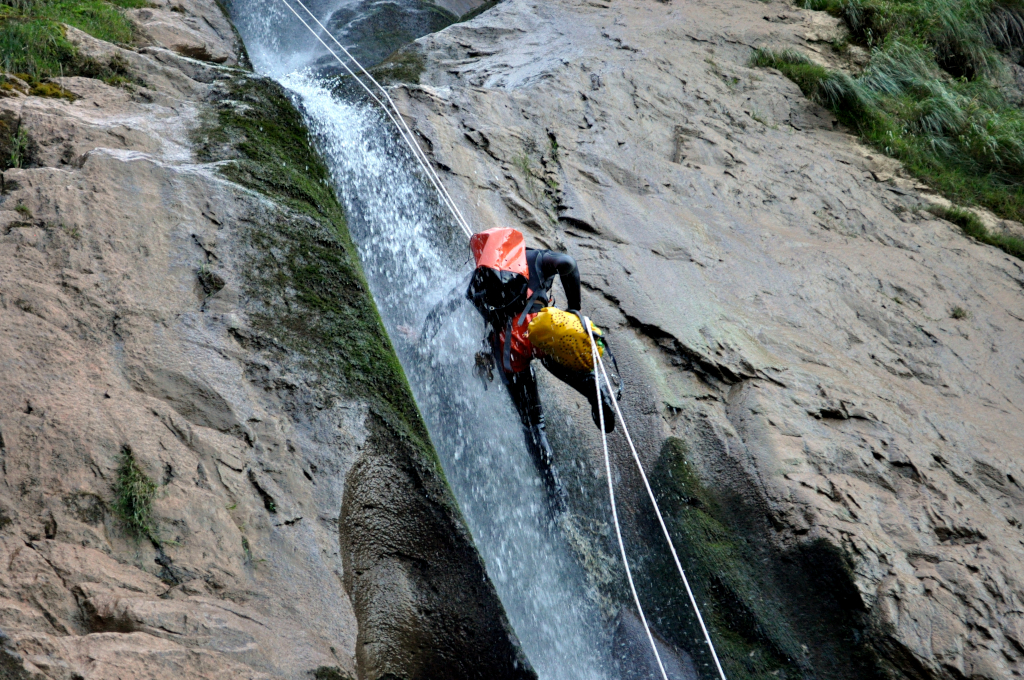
[0,0,145,79]
[928,204,1024,257]
[929,203,988,234]
[950,305,970,319]
[754,0,1024,256]
[751,48,863,110]
[14,202,30,216]
[111,444,157,540]
[4,124,28,170]
[752,43,1024,259]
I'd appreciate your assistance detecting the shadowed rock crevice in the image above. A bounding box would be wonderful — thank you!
[643,437,888,680]
[340,415,534,680]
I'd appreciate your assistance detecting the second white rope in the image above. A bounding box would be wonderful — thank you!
[589,320,669,680]
[588,325,729,680]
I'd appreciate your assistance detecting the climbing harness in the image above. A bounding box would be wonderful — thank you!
[586,320,729,680]
[277,3,729,677]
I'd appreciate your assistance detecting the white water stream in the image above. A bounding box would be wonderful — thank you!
[229,3,619,677]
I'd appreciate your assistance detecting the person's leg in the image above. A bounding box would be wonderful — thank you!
[540,357,617,432]
[503,366,567,511]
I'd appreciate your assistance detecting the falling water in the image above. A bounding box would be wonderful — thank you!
[227,2,619,677]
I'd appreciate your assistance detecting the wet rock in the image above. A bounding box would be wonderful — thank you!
[318,0,459,71]
[612,610,698,680]
[395,0,1024,677]
[0,1,529,678]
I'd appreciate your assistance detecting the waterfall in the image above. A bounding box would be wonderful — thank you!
[226,3,618,678]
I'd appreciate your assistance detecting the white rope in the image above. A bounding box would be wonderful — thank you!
[275,4,727,675]
[589,321,669,680]
[585,321,729,680]
[278,0,474,238]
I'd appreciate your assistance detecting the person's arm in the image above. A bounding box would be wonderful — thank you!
[414,274,473,342]
[420,295,464,341]
[538,251,581,311]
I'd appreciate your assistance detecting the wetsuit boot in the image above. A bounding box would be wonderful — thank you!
[590,378,617,433]
[540,357,617,433]
[526,422,568,513]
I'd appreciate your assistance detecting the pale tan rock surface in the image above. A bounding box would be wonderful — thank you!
[128,0,240,66]
[0,10,358,679]
[394,1,1024,678]
[0,3,530,680]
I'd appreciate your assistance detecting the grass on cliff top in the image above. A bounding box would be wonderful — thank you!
[193,75,436,466]
[0,0,145,77]
[751,0,1024,259]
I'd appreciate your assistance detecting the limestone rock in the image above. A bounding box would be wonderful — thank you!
[395,0,1024,677]
[0,1,529,678]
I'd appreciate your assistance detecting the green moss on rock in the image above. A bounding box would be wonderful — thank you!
[646,437,887,680]
[192,74,441,476]
[368,47,425,85]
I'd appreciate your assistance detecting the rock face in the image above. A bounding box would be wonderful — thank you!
[0,3,530,679]
[393,1,1024,678]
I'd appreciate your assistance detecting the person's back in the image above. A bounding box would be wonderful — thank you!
[464,228,618,512]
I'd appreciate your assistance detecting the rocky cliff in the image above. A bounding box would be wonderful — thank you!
[391,1,1024,678]
[0,2,528,679]
[5,0,1024,679]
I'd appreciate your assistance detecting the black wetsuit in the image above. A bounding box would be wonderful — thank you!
[498,250,600,428]
[421,248,616,508]
[480,249,615,507]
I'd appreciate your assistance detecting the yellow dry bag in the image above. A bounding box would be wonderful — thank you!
[528,307,605,372]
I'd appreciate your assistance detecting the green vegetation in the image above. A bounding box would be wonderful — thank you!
[928,203,1024,256]
[0,0,145,78]
[751,0,1024,258]
[192,75,440,475]
[951,304,970,318]
[0,114,29,171]
[367,47,425,84]
[112,444,157,540]
[646,438,884,680]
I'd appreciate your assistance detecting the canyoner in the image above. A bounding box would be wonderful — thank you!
[411,225,619,511]
[275,0,729,677]
[453,226,618,512]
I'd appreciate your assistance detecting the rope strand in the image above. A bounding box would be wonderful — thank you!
[588,325,729,680]
[279,0,474,238]
[589,322,669,680]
